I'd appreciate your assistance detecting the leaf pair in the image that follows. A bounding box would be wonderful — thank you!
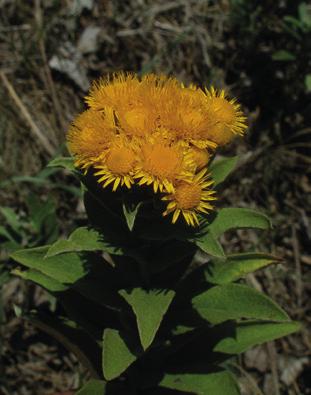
[11,246,88,290]
[102,288,175,381]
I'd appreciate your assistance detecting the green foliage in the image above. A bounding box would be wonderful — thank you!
[214,321,301,354]
[102,329,137,381]
[210,156,238,186]
[120,288,175,350]
[205,208,272,238]
[46,227,123,257]
[0,194,59,254]
[160,371,240,395]
[47,156,76,171]
[122,202,142,231]
[305,74,311,92]
[11,246,88,285]
[0,207,20,234]
[10,155,299,395]
[195,208,271,257]
[195,229,225,258]
[13,268,68,292]
[193,283,289,324]
[283,2,311,34]
[1,163,81,196]
[76,379,107,395]
[272,50,296,61]
[0,193,61,331]
[205,252,280,284]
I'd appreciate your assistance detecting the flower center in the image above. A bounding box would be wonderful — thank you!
[174,181,202,209]
[106,146,136,175]
[209,97,236,125]
[142,144,183,180]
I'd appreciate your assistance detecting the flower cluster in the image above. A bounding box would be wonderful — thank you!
[67,73,247,226]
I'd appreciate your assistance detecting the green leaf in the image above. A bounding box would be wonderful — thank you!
[1,240,20,253]
[45,227,122,258]
[305,74,311,93]
[47,156,75,171]
[46,240,77,256]
[0,225,15,242]
[122,202,142,231]
[283,15,303,29]
[11,246,88,284]
[210,156,238,186]
[195,232,225,258]
[196,208,271,258]
[207,208,272,238]
[299,2,311,29]
[192,283,289,324]
[13,304,22,317]
[0,207,20,233]
[76,379,107,395]
[12,268,68,292]
[0,270,10,287]
[272,50,296,61]
[160,370,240,395]
[26,195,56,233]
[120,288,175,350]
[205,253,281,284]
[214,321,301,354]
[102,329,137,381]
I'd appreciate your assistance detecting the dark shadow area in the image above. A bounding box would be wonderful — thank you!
[1,1,310,394]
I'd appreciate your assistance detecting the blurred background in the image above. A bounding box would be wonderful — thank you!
[0,1,310,394]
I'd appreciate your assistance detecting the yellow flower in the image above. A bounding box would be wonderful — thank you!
[189,146,211,171]
[204,87,247,145]
[67,73,246,225]
[67,108,116,169]
[135,135,194,193]
[147,80,217,149]
[162,169,216,226]
[94,136,137,191]
[85,72,141,112]
[116,107,158,138]
[82,73,249,150]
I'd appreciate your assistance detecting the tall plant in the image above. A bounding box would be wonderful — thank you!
[12,73,299,394]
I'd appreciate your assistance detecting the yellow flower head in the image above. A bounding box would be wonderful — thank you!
[67,108,116,169]
[147,81,217,149]
[135,135,194,193]
[162,169,216,226]
[94,136,137,191]
[67,72,246,225]
[86,72,141,112]
[204,87,247,145]
[189,146,211,171]
[116,106,158,138]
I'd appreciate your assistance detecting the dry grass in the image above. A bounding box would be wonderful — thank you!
[0,1,310,394]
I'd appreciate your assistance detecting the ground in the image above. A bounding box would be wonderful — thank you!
[0,1,310,394]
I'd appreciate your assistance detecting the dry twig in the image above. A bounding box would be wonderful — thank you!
[0,71,55,156]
